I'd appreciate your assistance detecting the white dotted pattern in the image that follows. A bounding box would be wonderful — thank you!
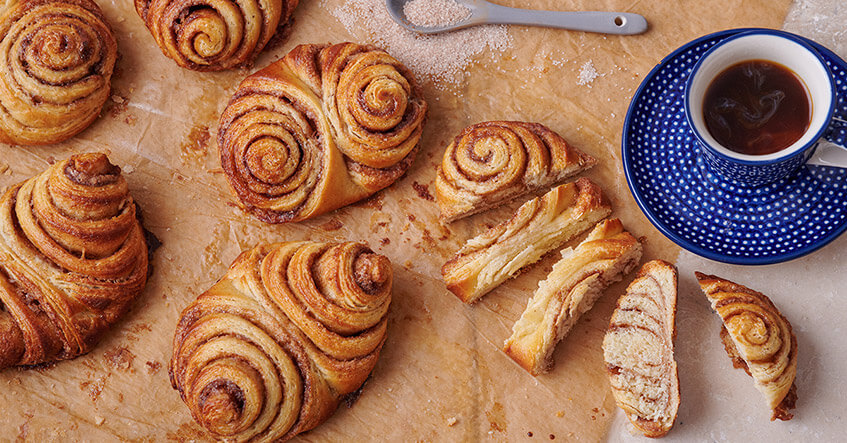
[624,32,847,263]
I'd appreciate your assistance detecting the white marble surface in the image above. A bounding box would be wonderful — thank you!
[607,1,847,441]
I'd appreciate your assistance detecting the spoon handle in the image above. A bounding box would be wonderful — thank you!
[479,2,648,35]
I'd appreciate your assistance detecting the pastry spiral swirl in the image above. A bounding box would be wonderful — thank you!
[219,42,427,223]
[170,241,392,441]
[696,272,798,421]
[134,0,299,71]
[436,121,595,222]
[0,153,148,368]
[0,0,117,145]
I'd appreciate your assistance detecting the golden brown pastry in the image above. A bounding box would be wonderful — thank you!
[219,42,428,223]
[696,272,798,421]
[603,260,679,438]
[0,153,148,368]
[503,218,641,374]
[436,121,596,222]
[134,0,298,71]
[442,178,612,304]
[170,241,392,441]
[0,0,117,145]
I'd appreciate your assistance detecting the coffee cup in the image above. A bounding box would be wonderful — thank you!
[685,29,847,186]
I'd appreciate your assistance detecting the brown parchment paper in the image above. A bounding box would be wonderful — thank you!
[0,0,791,441]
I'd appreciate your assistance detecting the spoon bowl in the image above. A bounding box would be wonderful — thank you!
[386,0,648,35]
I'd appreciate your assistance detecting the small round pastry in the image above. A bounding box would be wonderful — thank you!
[0,153,149,368]
[170,241,392,441]
[0,0,117,145]
[134,0,299,71]
[218,42,427,223]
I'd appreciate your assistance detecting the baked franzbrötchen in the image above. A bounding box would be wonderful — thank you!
[170,241,392,441]
[0,153,148,368]
[218,42,427,223]
[0,0,117,145]
[134,0,299,71]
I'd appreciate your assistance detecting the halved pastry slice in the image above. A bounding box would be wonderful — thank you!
[603,260,680,438]
[503,219,642,375]
[696,272,798,421]
[435,121,596,222]
[442,178,611,304]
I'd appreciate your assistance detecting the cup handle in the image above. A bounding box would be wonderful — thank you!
[807,117,847,168]
[807,139,847,167]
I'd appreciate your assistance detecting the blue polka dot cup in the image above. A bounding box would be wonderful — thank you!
[685,29,847,186]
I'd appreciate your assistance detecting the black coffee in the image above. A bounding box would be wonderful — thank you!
[703,60,811,155]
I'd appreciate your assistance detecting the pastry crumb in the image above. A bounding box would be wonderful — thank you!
[94,415,105,426]
[145,360,162,375]
[446,416,458,426]
[412,181,434,201]
[555,410,564,418]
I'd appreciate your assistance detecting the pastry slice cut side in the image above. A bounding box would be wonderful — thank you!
[603,260,679,438]
[436,121,596,222]
[503,218,642,375]
[695,272,798,421]
[441,178,612,304]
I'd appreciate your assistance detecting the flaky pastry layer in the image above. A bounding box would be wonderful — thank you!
[503,218,641,375]
[442,178,611,304]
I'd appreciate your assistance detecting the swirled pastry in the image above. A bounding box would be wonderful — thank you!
[0,0,117,145]
[442,178,612,304]
[219,42,427,223]
[503,218,641,375]
[170,241,392,441]
[603,260,679,438]
[0,153,148,368]
[134,0,298,71]
[696,273,798,421]
[436,121,596,222]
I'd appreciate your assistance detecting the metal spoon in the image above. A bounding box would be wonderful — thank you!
[386,0,648,35]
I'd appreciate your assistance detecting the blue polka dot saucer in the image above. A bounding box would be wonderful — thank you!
[622,28,847,265]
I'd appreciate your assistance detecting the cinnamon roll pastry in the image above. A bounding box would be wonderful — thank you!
[0,153,148,368]
[134,0,298,71]
[219,42,427,223]
[603,260,679,438]
[170,241,392,441]
[442,178,612,304]
[0,0,117,145]
[503,219,642,375]
[436,121,596,222]
[696,273,798,421]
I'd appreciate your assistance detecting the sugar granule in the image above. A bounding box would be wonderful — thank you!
[577,60,600,86]
[404,0,471,28]
[326,0,513,87]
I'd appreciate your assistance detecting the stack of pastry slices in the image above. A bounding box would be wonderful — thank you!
[437,120,643,375]
[436,121,800,437]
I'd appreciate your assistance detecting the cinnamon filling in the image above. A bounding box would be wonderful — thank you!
[198,379,246,426]
[353,253,390,294]
[65,154,120,186]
